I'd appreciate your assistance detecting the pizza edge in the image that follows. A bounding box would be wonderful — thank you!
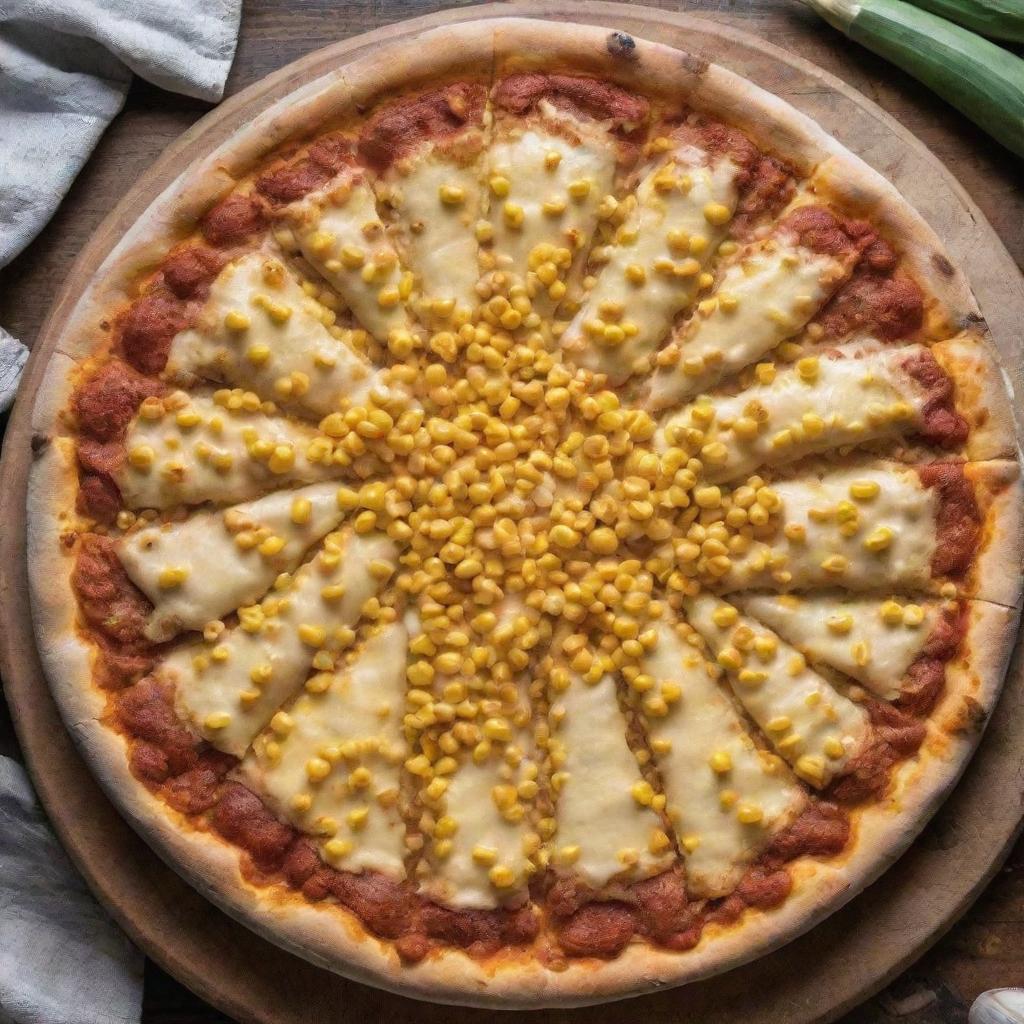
[22,15,1024,1008]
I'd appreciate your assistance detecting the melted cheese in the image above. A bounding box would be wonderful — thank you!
[239,620,409,878]
[419,600,538,910]
[548,673,673,888]
[685,595,871,787]
[164,250,382,416]
[420,755,534,910]
[647,237,848,409]
[379,149,481,318]
[484,118,616,312]
[738,593,939,700]
[117,482,345,641]
[642,621,804,897]
[717,464,939,594]
[564,147,740,383]
[116,394,339,510]
[162,529,396,756]
[285,172,414,342]
[661,346,932,483]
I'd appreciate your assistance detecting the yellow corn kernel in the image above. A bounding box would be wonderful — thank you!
[158,566,188,589]
[224,310,251,331]
[291,497,312,525]
[128,445,155,470]
[439,183,465,205]
[736,803,763,825]
[826,613,854,635]
[796,755,826,783]
[298,623,327,648]
[880,600,904,625]
[849,479,881,501]
[567,178,592,199]
[863,526,894,552]
[631,780,655,806]
[203,711,231,731]
[703,202,732,226]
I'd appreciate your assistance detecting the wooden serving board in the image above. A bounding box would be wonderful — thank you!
[1,4,1023,1022]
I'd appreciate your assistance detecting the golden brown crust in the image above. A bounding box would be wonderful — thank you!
[962,460,1024,608]
[23,15,1023,1008]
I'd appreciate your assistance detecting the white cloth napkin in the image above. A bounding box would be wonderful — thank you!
[0,756,143,1024]
[0,2,240,1021]
[0,327,29,413]
[0,0,242,406]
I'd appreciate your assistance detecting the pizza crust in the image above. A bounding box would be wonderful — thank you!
[966,460,1024,609]
[933,334,1021,463]
[22,15,1023,1008]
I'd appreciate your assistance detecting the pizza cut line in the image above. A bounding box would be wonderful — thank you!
[27,19,1023,1007]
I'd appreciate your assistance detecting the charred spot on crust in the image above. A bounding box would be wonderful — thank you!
[606,31,637,60]
[932,252,955,278]
[679,50,710,76]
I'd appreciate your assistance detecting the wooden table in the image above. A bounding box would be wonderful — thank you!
[1,2,1022,1021]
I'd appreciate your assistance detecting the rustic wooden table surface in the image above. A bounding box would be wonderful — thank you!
[1,1,1022,1021]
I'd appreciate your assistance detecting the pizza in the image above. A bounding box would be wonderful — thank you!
[25,18,1023,1007]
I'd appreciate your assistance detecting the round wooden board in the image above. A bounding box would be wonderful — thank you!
[2,3,1023,1021]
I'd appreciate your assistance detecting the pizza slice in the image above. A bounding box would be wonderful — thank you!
[543,667,674,889]
[116,481,346,641]
[480,72,648,314]
[683,594,872,788]
[156,528,397,755]
[356,84,489,324]
[276,163,417,345]
[418,753,536,911]
[108,390,342,510]
[639,618,805,897]
[415,600,541,911]
[709,460,1022,606]
[163,248,387,416]
[736,591,963,704]
[646,205,875,408]
[562,117,793,384]
[237,618,409,878]
[657,343,968,484]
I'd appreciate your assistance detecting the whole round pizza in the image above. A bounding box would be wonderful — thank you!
[26,17,1023,1008]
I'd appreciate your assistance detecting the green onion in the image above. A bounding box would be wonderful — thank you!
[806,0,1024,158]
[905,0,1024,44]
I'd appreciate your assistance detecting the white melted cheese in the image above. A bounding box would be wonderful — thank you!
[284,172,414,342]
[484,122,616,311]
[642,621,804,897]
[161,529,396,756]
[738,593,939,700]
[564,147,740,383]
[662,345,932,483]
[117,482,345,641]
[164,250,382,416]
[420,755,534,911]
[718,464,939,594]
[648,237,847,408]
[238,620,409,878]
[549,673,673,888]
[685,595,871,787]
[381,148,481,318]
[419,600,539,910]
[116,394,339,510]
